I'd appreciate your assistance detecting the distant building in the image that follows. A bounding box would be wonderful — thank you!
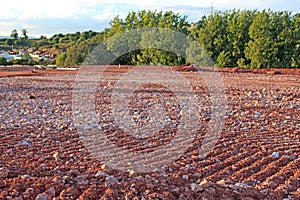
[13,54,22,60]
[30,54,41,61]
[0,52,14,61]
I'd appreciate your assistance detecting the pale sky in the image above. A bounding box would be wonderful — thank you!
[0,0,299,38]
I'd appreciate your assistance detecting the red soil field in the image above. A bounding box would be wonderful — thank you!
[0,65,299,199]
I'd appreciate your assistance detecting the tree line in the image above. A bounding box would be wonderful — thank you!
[57,9,299,68]
[10,29,28,40]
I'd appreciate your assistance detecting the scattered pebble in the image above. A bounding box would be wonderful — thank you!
[191,183,203,192]
[271,152,280,158]
[21,174,31,179]
[105,175,119,187]
[18,140,30,145]
[0,167,9,178]
[35,193,48,200]
[182,175,189,180]
[95,171,109,178]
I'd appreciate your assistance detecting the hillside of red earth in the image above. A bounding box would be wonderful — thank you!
[0,65,299,199]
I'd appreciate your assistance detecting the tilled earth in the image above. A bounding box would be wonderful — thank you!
[0,67,299,200]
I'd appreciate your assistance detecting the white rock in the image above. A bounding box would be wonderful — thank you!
[53,151,59,160]
[191,183,203,192]
[105,175,119,187]
[199,179,208,186]
[235,182,251,189]
[44,187,55,198]
[182,175,189,180]
[18,140,30,145]
[129,170,135,176]
[21,174,31,179]
[95,171,109,178]
[35,193,48,200]
[271,152,280,158]
[216,179,226,186]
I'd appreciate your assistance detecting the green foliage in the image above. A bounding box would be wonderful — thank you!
[195,12,228,63]
[21,29,28,39]
[12,59,28,65]
[0,57,13,66]
[190,9,298,68]
[245,10,296,68]
[56,53,67,66]
[23,52,31,60]
[55,9,300,68]
[62,33,106,66]
[27,59,38,66]
[217,51,232,67]
[186,42,214,66]
[291,13,300,67]
[11,29,18,39]
[0,57,8,65]
[190,10,255,67]
[225,10,256,67]
[138,28,187,66]
[32,39,50,48]
[4,10,299,69]
[49,31,98,45]
[106,10,189,66]
[245,10,273,68]
[5,39,13,46]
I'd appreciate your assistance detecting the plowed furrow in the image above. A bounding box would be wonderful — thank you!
[258,158,300,190]
[230,155,277,182]
[243,155,291,185]
[197,149,256,178]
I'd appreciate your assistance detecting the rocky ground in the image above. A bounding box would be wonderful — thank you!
[0,66,299,200]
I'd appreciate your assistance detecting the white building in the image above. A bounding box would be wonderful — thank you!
[0,52,14,61]
[13,54,22,60]
[30,54,41,60]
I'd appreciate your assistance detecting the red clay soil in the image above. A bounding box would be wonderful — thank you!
[217,67,300,75]
[1,65,300,78]
[0,65,299,199]
[0,66,78,78]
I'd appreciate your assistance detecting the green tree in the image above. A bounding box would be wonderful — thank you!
[11,29,18,39]
[271,11,295,68]
[107,10,189,66]
[225,10,256,67]
[57,9,299,68]
[23,52,31,61]
[21,29,28,39]
[5,39,13,46]
[0,57,8,65]
[186,41,214,66]
[63,32,106,66]
[245,10,275,68]
[192,12,229,65]
[291,13,300,67]
[216,51,232,67]
[245,10,296,68]
[56,53,67,66]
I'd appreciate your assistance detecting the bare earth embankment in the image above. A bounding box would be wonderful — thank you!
[0,66,299,199]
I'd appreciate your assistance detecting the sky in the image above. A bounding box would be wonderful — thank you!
[0,0,299,38]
